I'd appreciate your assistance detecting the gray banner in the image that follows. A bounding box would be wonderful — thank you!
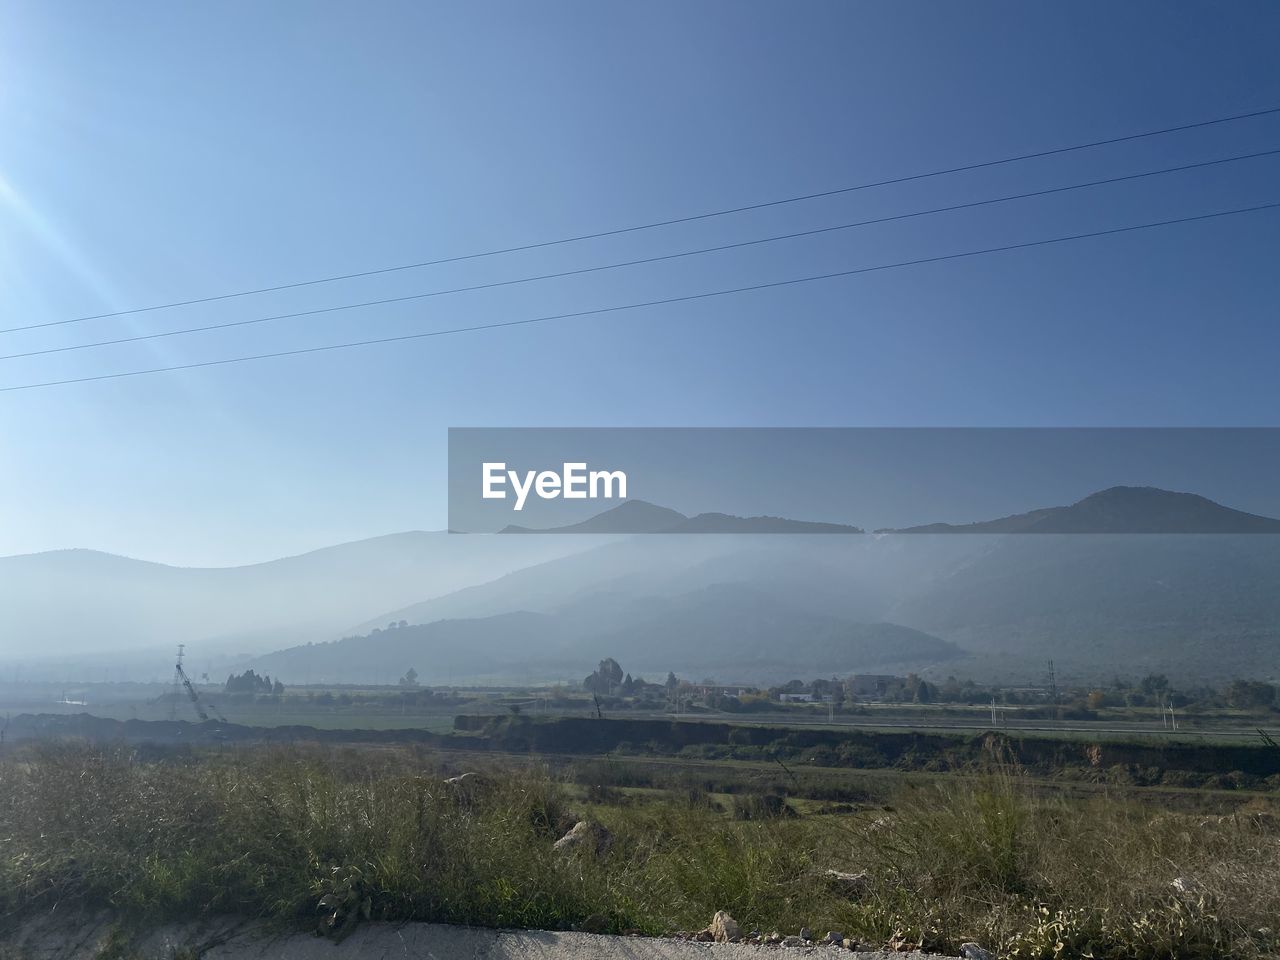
[448,427,1280,534]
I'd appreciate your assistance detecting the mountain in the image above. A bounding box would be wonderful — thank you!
[569,582,960,674]
[500,499,864,534]
[0,533,594,670]
[13,486,1280,684]
[246,611,566,684]
[344,519,1280,681]
[247,584,959,684]
[500,500,687,534]
[885,533,1280,677]
[882,486,1280,534]
[671,513,864,534]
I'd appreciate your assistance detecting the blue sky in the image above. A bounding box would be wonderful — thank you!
[1,1,1278,565]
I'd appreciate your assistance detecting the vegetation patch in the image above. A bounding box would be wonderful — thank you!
[1,741,1278,958]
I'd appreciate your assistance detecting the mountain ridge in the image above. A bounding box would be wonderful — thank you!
[878,486,1280,534]
[499,499,864,534]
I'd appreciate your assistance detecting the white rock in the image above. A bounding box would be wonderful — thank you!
[708,911,739,943]
[553,820,588,851]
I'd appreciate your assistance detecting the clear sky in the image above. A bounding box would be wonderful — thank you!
[1,1,1278,565]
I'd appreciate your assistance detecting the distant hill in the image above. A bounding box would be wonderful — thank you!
[347,520,1280,681]
[881,486,1280,534]
[0,534,593,668]
[500,500,687,534]
[248,583,958,684]
[569,582,960,674]
[246,611,566,684]
[500,499,864,534]
[11,485,1280,684]
[885,533,1280,677]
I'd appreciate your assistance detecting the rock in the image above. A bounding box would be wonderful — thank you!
[552,820,612,855]
[766,931,783,944]
[824,869,872,899]
[1170,876,1201,896]
[553,820,590,851]
[707,911,740,943]
[693,929,714,942]
[960,943,994,960]
[781,936,806,947]
[799,926,813,941]
[825,931,843,944]
[578,914,609,934]
[842,938,858,950]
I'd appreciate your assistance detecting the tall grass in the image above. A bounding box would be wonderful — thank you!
[843,768,1280,957]
[1,741,1277,958]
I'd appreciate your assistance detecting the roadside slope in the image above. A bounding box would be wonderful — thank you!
[4,915,948,960]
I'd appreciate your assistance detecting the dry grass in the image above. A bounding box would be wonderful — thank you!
[0,741,1277,958]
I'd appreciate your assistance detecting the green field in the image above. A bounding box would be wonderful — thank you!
[5,684,1275,746]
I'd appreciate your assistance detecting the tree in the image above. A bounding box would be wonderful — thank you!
[225,670,273,696]
[1140,673,1170,697]
[399,667,420,687]
[1226,680,1276,710]
[583,658,624,695]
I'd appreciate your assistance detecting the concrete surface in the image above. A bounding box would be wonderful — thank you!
[1,915,952,960]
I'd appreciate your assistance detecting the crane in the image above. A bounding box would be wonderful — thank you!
[172,644,227,723]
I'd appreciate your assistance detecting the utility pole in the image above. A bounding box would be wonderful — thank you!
[1047,659,1059,722]
[169,643,186,720]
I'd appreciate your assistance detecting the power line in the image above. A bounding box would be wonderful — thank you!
[4,200,1276,394]
[5,147,1276,363]
[5,105,1280,337]
[3,200,1275,395]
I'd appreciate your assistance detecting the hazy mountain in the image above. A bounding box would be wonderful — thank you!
[500,500,687,534]
[248,584,958,684]
[347,534,764,631]
[567,582,960,674]
[886,533,1280,678]
[246,611,566,684]
[356,532,985,633]
[882,486,1280,534]
[345,515,1280,681]
[13,487,1280,684]
[500,499,863,534]
[0,533,593,669]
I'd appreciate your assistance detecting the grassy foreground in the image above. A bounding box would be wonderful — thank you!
[1,742,1278,958]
